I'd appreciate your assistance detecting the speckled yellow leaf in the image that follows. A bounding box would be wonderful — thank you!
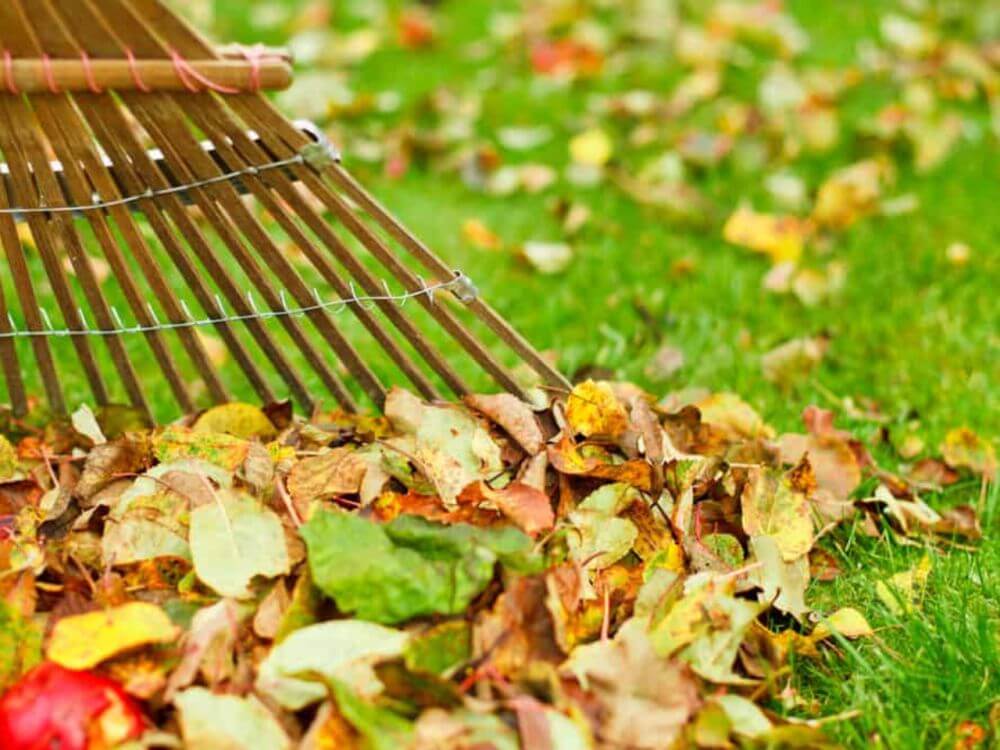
[154,427,249,471]
[741,466,813,561]
[194,403,277,440]
[48,602,179,670]
[565,380,629,439]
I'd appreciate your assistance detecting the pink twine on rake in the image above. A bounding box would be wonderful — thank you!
[124,49,152,93]
[80,51,103,94]
[169,48,240,94]
[2,51,18,95]
[236,44,270,92]
[40,54,61,94]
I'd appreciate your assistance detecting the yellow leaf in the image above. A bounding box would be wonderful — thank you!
[461,218,503,251]
[941,427,997,480]
[48,602,179,670]
[155,427,250,471]
[194,403,277,440]
[0,435,18,482]
[722,206,810,264]
[812,607,873,641]
[565,380,629,439]
[695,392,775,441]
[569,128,613,167]
[875,555,932,616]
[812,159,889,230]
[741,467,813,562]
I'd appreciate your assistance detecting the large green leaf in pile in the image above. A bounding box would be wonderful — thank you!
[301,511,542,624]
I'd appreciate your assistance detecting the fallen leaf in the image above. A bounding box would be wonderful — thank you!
[482,482,555,537]
[742,466,814,562]
[565,380,629,439]
[521,241,573,274]
[762,336,828,386]
[941,427,997,479]
[71,405,106,445]
[301,510,539,624]
[175,687,291,750]
[256,619,408,710]
[193,402,278,440]
[287,446,372,505]
[461,218,503,251]
[723,205,811,264]
[812,607,874,641]
[189,490,290,598]
[875,554,933,616]
[47,601,179,670]
[464,393,545,454]
[569,128,613,167]
[695,392,776,441]
[562,620,700,749]
[384,388,503,508]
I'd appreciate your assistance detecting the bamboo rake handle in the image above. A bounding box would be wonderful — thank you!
[1,56,293,94]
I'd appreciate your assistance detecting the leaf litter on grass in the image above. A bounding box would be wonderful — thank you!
[0,381,992,749]
[2,0,998,747]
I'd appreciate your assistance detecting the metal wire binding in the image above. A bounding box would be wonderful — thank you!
[0,147,322,216]
[0,272,478,339]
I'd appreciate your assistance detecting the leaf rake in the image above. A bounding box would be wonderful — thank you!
[0,0,569,420]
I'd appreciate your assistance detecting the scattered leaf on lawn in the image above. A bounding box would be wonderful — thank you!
[941,427,997,479]
[520,241,573,274]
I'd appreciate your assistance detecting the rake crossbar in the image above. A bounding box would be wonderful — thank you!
[0,0,568,420]
[0,54,294,94]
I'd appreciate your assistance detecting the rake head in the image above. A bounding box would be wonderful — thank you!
[0,0,568,421]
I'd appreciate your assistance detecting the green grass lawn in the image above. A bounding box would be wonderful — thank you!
[5,0,999,745]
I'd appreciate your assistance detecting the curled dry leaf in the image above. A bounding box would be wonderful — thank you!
[464,393,545,455]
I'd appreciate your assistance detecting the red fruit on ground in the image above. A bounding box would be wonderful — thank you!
[0,662,146,750]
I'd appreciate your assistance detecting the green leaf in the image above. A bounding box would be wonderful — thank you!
[0,601,42,691]
[403,620,472,676]
[189,490,289,598]
[175,687,291,750]
[301,511,540,624]
[328,678,414,750]
[256,619,409,710]
[748,534,810,620]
